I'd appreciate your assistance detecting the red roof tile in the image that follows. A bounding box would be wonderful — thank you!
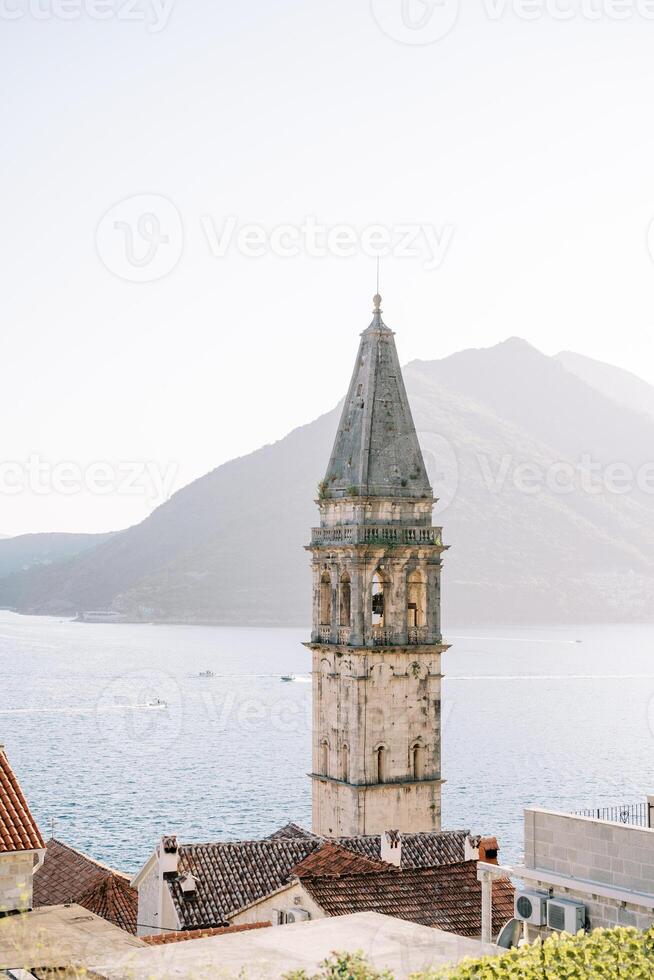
[143,922,272,946]
[34,838,129,908]
[301,861,515,939]
[77,871,138,935]
[291,842,391,878]
[0,747,44,853]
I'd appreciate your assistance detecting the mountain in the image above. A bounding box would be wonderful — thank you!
[0,532,113,589]
[556,351,654,421]
[4,338,654,625]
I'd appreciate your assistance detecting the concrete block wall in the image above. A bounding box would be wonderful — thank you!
[523,809,654,933]
[526,809,654,893]
[0,852,34,913]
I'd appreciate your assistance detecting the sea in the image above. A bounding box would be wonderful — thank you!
[1,610,652,874]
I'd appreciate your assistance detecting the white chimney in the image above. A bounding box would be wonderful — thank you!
[179,872,197,896]
[158,835,179,878]
[381,830,402,868]
[465,835,480,862]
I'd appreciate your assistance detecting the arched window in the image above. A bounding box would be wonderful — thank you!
[321,740,329,776]
[371,571,385,626]
[375,746,386,784]
[339,574,351,627]
[340,743,349,782]
[412,743,424,780]
[320,572,332,626]
[407,570,427,628]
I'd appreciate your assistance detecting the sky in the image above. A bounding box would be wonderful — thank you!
[3,0,654,536]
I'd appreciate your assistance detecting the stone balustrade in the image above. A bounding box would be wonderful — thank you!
[311,525,442,547]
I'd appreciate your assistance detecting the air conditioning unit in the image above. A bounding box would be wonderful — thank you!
[547,899,586,933]
[514,891,548,925]
[277,908,311,925]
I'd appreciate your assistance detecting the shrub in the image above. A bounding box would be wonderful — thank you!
[285,928,654,980]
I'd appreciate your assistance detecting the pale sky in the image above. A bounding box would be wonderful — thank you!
[3,0,654,536]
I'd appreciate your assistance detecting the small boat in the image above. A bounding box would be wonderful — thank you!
[281,674,295,683]
[198,670,215,678]
[149,698,167,707]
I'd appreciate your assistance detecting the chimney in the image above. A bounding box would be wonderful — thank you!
[158,835,179,880]
[478,837,499,866]
[179,872,197,897]
[381,830,402,868]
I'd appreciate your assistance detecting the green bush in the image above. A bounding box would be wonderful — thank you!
[286,928,654,980]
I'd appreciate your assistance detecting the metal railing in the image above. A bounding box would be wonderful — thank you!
[575,803,650,827]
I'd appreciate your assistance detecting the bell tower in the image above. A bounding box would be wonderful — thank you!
[306,294,449,838]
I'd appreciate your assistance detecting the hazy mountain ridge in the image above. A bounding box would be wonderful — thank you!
[0,532,113,590]
[4,339,654,625]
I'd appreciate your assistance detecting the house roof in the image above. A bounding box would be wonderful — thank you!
[321,296,433,500]
[142,922,272,946]
[78,871,138,935]
[291,842,390,878]
[171,839,322,929]
[301,860,515,939]
[266,822,315,841]
[34,838,128,906]
[268,824,475,869]
[0,746,44,853]
[33,838,137,934]
[169,828,478,930]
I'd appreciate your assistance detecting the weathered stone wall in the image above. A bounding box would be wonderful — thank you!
[312,646,442,836]
[0,852,34,913]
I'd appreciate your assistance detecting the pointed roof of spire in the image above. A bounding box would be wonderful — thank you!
[322,296,432,500]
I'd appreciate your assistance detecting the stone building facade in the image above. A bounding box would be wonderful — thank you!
[0,745,45,913]
[307,295,448,837]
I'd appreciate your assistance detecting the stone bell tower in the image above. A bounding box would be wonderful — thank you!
[306,294,449,838]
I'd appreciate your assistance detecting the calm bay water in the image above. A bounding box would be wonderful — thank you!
[1,611,653,874]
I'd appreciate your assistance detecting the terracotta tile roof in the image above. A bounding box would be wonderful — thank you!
[170,829,483,930]
[291,843,391,878]
[143,922,272,945]
[33,838,136,934]
[268,824,474,870]
[171,839,322,929]
[333,831,473,869]
[34,839,129,908]
[77,871,138,935]
[0,747,44,853]
[301,861,515,939]
[267,823,315,841]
